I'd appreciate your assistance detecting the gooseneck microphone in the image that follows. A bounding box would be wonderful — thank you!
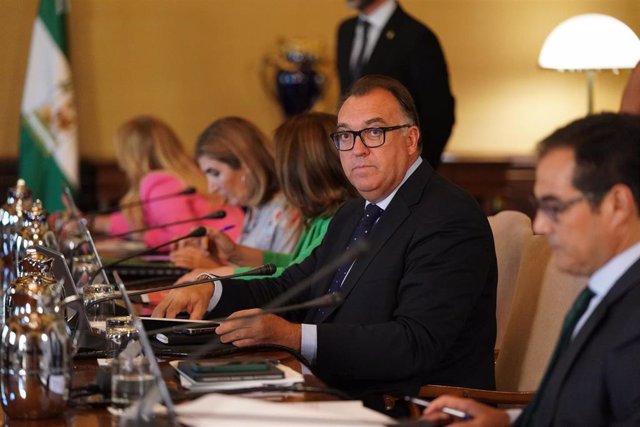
[86,263,278,308]
[109,210,226,238]
[151,239,370,348]
[147,292,344,336]
[88,226,207,284]
[111,272,179,426]
[264,239,369,309]
[108,243,373,424]
[88,186,197,215]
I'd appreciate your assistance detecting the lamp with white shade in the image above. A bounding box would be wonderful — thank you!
[538,13,640,114]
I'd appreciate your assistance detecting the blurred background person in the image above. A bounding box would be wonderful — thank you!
[91,115,243,248]
[169,116,302,271]
[170,112,356,283]
[336,0,455,169]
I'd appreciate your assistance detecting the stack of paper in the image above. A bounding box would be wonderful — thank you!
[173,393,396,426]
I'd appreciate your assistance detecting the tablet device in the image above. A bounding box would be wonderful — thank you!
[141,317,220,334]
[176,359,284,382]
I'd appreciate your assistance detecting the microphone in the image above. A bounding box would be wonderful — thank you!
[148,292,344,336]
[86,263,278,307]
[264,239,369,309]
[88,226,207,284]
[109,244,371,421]
[155,240,369,358]
[109,210,225,238]
[110,272,179,425]
[88,186,197,215]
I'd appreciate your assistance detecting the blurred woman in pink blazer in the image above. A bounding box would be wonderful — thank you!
[92,115,243,248]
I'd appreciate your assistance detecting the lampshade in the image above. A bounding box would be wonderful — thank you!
[539,13,640,71]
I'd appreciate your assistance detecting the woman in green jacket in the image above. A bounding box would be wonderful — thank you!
[170,112,356,279]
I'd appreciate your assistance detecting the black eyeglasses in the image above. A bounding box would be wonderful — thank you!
[530,194,588,223]
[330,124,412,151]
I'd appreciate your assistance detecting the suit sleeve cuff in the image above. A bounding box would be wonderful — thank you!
[206,280,223,312]
[301,323,317,364]
[507,408,521,424]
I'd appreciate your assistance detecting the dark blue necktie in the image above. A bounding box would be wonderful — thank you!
[312,204,383,322]
[517,286,596,426]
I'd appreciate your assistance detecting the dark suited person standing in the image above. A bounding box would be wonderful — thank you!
[337,0,455,169]
[154,75,495,413]
[422,113,640,426]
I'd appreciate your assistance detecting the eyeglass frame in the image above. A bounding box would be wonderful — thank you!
[530,194,591,223]
[330,124,413,151]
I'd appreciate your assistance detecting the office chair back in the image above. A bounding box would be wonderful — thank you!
[488,210,533,351]
[496,235,587,391]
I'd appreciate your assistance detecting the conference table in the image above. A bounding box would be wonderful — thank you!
[0,348,341,425]
[0,238,407,425]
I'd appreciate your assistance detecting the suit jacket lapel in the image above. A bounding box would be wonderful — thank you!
[535,258,640,425]
[317,162,432,322]
[364,6,405,73]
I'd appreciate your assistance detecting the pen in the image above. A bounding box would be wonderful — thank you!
[221,225,235,232]
[404,396,472,420]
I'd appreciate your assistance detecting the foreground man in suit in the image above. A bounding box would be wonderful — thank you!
[337,0,454,169]
[154,75,496,410]
[423,113,640,426]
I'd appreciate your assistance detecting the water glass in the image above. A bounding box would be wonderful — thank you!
[105,315,138,355]
[71,254,98,288]
[110,344,154,409]
[82,282,116,333]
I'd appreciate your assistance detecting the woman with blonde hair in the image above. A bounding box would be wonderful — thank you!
[92,115,243,247]
[170,116,302,270]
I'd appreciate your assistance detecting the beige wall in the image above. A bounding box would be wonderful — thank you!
[1,0,638,160]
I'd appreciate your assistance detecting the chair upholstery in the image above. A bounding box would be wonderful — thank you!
[418,219,588,406]
[488,210,533,351]
[497,237,586,392]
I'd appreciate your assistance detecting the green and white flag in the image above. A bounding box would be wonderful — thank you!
[19,0,78,212]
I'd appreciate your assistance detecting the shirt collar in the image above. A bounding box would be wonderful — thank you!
[359,0,396,29]
[366,157,422,211]
[589,240,640,298]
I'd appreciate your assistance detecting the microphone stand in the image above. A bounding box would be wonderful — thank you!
[164,240,369,363]
[88,226,207,285]
[264,239,369,309]
[88,187,197,216]
[112,272,178,427]
[111,243,371,424]
[85,263,277,308]
[147,293,343,337]
[63,187,112,284]
[109,211,225,239]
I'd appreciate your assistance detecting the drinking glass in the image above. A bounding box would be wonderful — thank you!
[105,315,138,355]
[111,341,155,409]
[82,282,116,334]
[71,254,98,289]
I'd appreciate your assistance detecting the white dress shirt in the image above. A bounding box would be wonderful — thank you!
[349,0,397,72]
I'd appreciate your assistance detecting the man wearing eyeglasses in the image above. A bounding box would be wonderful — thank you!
[154,75,497,414]
[422,113,640,426]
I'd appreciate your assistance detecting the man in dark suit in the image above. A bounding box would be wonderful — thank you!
[337,0,454,169]
[154,75,496,407]
[423,113,640,426]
